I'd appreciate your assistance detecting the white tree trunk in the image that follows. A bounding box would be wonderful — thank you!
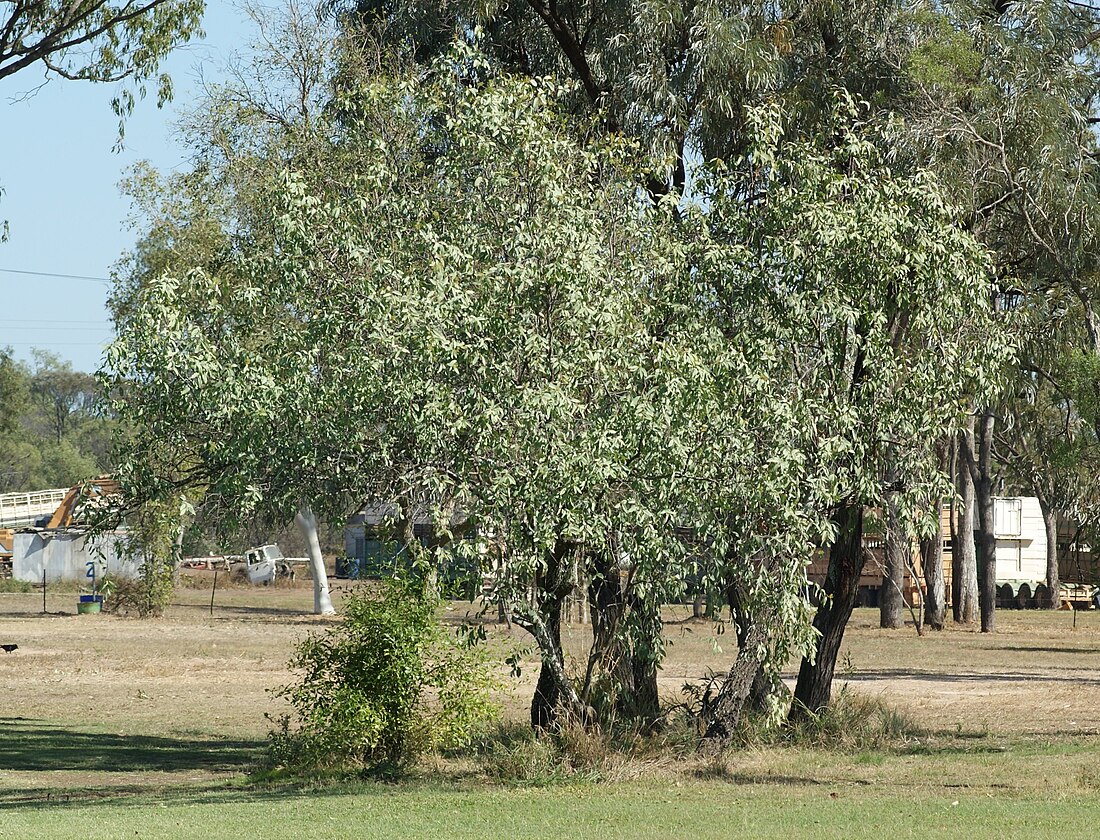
[295,504,335,615]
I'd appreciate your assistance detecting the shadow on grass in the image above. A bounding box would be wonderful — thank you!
[692,765,827,786]
[899,742,1009,757]
[0,770,430,812]
[190,604,332,623]
[0,717,263,775]
[848,668,1100,687]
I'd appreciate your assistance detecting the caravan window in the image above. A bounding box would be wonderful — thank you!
[994,498,1023,537]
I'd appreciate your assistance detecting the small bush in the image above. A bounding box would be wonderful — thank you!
[100,570,172,617]
[268,577,499,774]
[100,499,180,618]
[0,578,33,593]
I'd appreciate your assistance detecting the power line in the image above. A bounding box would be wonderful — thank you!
[2,341,110,347]
[7,319,112,325]
[0,267,111,284]
[2,326,112,332]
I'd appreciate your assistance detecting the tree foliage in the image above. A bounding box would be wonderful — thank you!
[107,0,1079,740]
[0,348,112,493]
[0,0,205,120]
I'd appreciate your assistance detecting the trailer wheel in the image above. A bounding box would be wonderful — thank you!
[1016,582,1033,610]
[1034,584,1052,609]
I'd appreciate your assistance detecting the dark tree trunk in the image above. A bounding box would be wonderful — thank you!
[880,492,906,629]
[587,546,632,698]
[622,595,662,726]
[1039,497,1059,609]
[790,503,866,721]
[522,539,586,729]
[922,508,946,630]
[530,599,565,729]
[585,543,660,726]
[704,619,771,740]
[965,412,998,633]
[955,422,979,625]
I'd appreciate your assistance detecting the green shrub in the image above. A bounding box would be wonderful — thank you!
[268,577,499,774]
[0,578,33,593]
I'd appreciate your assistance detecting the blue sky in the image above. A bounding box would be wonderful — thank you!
[0,3,250,373]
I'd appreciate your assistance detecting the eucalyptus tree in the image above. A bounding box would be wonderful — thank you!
[686,101,1010,722]
[0,0,205,155]
[107,1,346,614]
[340,0,1024,700]
[901,0,1100,630]
[996,381,1087,605]
[109,23,722,721]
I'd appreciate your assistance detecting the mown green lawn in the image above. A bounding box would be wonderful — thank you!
[3,596,1100,839]
[3,726,1100,840]
[2,779,1099,840]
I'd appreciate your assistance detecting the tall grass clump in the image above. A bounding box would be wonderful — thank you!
[782,686,923,750]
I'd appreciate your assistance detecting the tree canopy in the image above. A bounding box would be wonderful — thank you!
[0,1,204,115]
[105,0,1017,729]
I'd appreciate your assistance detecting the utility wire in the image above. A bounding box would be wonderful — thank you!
[2,341,110,347]
[6,319,112,325]
[0,267,111,284]
[2,326,112,332]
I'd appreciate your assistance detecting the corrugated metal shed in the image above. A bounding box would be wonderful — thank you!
[12,529,140,583]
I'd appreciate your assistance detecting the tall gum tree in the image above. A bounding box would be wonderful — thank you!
[337,0,1046,718]
[903,0,1100,627]
[108,30,720,716]
[685,103,1012,725]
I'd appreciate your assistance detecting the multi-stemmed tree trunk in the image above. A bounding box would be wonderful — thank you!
[790,503,866,720]
[583,541,661,727]
[294,504,335,615]
[880,493,907,629]
[522,539,588,729]
[954,422,980,624]
[587,545,632,697]
[962,411,998,633]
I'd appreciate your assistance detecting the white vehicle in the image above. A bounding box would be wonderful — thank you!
[234,544,304,585]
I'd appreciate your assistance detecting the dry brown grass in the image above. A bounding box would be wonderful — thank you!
[1,589,1098,797]
[4,592,1100,738]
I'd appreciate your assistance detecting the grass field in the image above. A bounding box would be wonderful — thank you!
[2,584,1100,837]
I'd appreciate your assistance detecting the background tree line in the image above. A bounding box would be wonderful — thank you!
[0,348,114,493]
